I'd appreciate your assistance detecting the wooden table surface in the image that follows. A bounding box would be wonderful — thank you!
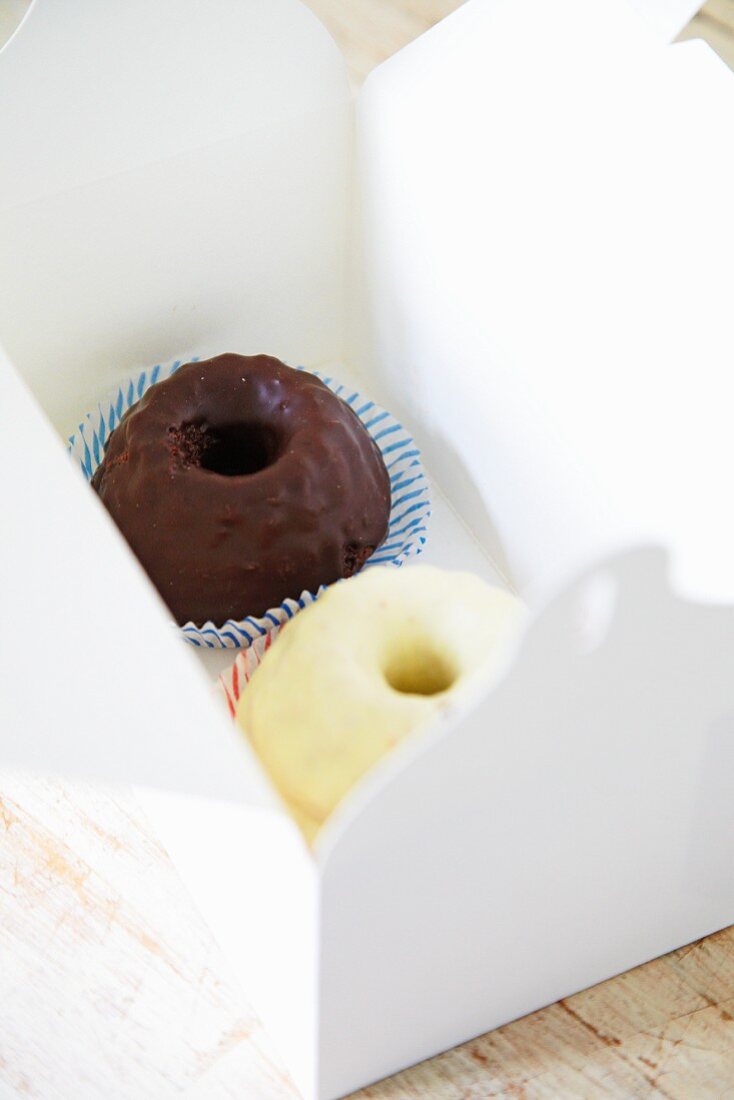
[2,3,734,1098]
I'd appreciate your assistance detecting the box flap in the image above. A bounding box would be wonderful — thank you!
[0,346,281,806]
[355,0,734,604]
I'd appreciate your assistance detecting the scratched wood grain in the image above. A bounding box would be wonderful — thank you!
[2,2,734,1099]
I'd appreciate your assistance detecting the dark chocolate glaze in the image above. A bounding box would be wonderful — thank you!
[91,354,391,625]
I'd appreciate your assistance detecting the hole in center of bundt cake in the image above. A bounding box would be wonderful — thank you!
[170,422,279,476]
[201,423,278,476]
[383,644,456,697]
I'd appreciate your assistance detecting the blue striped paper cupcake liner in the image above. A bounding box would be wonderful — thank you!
[69,356,431,648]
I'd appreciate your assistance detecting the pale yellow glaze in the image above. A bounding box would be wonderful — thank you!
[236,566,523,841]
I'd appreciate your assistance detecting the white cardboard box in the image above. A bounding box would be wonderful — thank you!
[2,1,734,1097]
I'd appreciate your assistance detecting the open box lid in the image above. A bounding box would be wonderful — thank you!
[1,0,733,811]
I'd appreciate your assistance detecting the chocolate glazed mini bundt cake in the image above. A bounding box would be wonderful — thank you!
[91,354,391,625]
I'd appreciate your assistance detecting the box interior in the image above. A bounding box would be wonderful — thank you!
[2,0,734,838]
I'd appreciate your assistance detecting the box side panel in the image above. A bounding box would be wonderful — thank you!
[136,788,321,1100]
[0,107,350,436]
[0,0,349,209]
[353,0,734,603]
[316,548,734,1097]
